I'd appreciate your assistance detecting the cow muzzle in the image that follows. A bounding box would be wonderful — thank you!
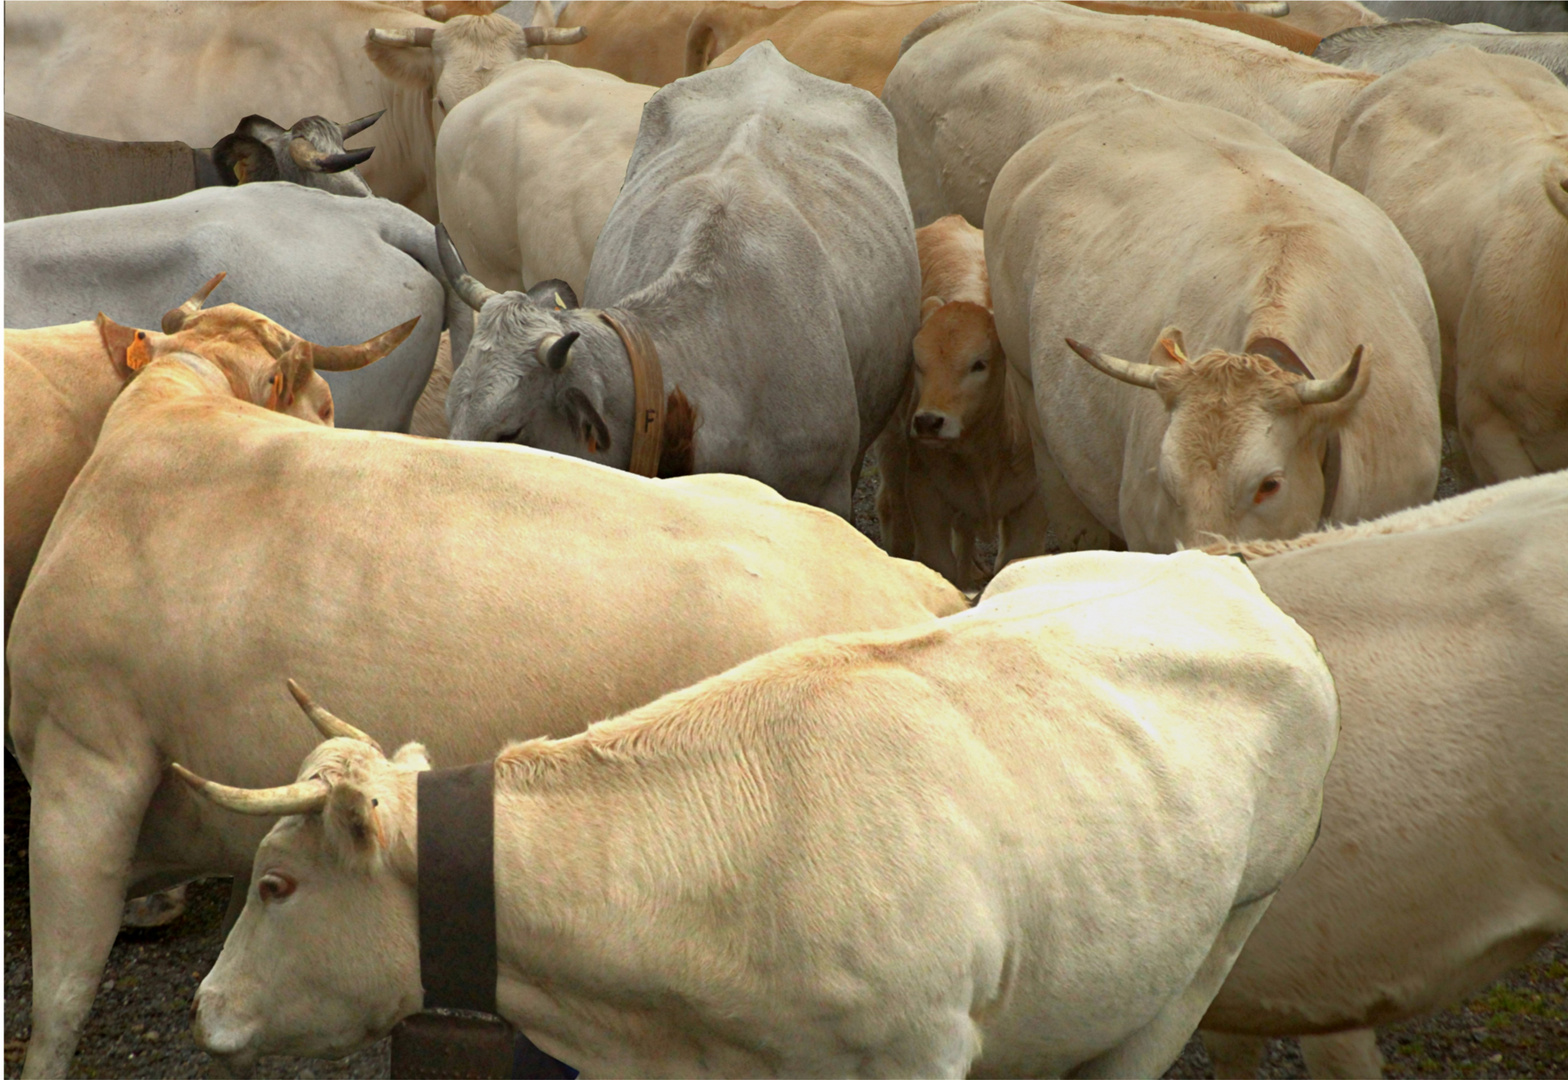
[192,986,261,1075]
[911,410,961,442]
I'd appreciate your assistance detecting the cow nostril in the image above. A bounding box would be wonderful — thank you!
[912,413,945,437]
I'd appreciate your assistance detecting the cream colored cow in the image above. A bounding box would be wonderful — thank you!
[876,215,1045,588]
[435,60,655,298]
[187,549,1339,1077]
[883,0,1376,226]
[1330,49,1568,485]
[6,303,962,1076]
[1198,470,1568,1078]
[986,86,1441,551]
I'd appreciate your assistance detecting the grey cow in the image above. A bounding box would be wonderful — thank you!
[443,42,920,517]
[4,183,470,432]
[1358,2,1568,32]
[1317,19,1568,82]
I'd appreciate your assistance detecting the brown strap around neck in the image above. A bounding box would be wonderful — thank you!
[598,311,664,478]
[417,762,498,1014]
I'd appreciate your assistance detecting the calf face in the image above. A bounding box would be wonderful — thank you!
[1068,330,1366,548]
[909,301,1005,443]
[182,691,426,1068]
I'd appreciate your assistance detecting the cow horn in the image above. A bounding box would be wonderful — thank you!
[304,316,420,372]
[436,223,499,311]
[171,763,331,817]
[290,138,375,173]
[1294,345,1363,405]
[368,27,436,47]
[288,680,384,753]
[1237,1,1289,15]
[161,272,228,334]
[1065,337,1163,390]
[339,109,385,139]
[537,331,580,371]
[523,25,587,46]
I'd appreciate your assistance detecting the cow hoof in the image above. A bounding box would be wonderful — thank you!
[122,884,189,928]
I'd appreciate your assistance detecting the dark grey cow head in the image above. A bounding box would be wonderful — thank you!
[438,226,644,466]
[212,113,383,197]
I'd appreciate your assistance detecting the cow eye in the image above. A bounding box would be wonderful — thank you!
[1254,476,1283,504]
[258,872,297,903]
[970,359,987,373]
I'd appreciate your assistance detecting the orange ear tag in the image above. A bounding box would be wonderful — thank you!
[586,434,600,454]
[125,332,151,371]
[269,373,284,410]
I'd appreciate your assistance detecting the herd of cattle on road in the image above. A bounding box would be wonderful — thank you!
[4,0,1567,1077]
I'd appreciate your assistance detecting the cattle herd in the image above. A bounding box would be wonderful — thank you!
[2,1,1566,1078]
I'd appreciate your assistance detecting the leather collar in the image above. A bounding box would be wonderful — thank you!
[598,311,664,478]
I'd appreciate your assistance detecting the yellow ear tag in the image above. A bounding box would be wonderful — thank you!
[553,292,566,310]
[269,373,284,410]
[125,332,151,371]
[1159,338,1188,364]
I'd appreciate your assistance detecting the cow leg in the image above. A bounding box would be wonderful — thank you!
[21,723,160,1079]
[1460,404,1538,486]
[1300,1030,1384,1079]
[221,872,252,936]
[997,490,1050,572]
[1033,450,1114,552]
[907,479,963,587]
[950,517,981,592]
[1200,1032,1268,1079]
[1069,895,1274,1079]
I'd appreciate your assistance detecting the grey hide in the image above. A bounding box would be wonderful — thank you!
[4,184,472,433]
[443,42,920,518]
[1359,2,1568,32]
[1317,19,1568,81]
[4,113,209,222]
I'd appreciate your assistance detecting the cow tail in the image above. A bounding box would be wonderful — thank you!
[658,388,699,478]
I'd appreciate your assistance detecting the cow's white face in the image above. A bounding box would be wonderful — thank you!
[1147,350,1362,550]
[193,741,428,1069]
[366,15,545,140]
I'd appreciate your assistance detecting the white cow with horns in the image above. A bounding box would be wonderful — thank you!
[183,549,1340,1078]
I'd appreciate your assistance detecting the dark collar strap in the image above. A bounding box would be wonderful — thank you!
[598,310,665,478]
[409,761,577,1079]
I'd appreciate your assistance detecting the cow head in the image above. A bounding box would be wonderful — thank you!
[95,274,417,426]
[436,226,642,463]
[211,112,383,197]
[1066,329,1368,549]
[909,301,1005,444]
[179,684,427,1069]
[365,10,586,137]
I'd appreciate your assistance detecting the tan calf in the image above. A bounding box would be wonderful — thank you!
[877,216,1045,589]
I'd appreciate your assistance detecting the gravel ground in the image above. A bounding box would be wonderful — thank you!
[8,430,1563,1079]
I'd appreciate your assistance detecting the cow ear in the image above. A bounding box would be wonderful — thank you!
[326,779,385,855]
[1151,326,1187,366]
[365,30,437,88]
[920,296,946,322]
[96,313,153,380]
[525,279,578,310]
[561,386,611,455]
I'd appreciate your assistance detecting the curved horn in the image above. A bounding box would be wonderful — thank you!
[436,223,499,311]
[368,26,436,47]
[305,316,420,372]
[161,272,228,334]
[536,331,580,371]
[287,679,383,752]
[171,762,331,817]
[290,138,374,173]
[1065,337,1163,390]
[523,25,587,46]
[340,109,385,140]
[1294,345,1363,405]
[1237,1,1289,14]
